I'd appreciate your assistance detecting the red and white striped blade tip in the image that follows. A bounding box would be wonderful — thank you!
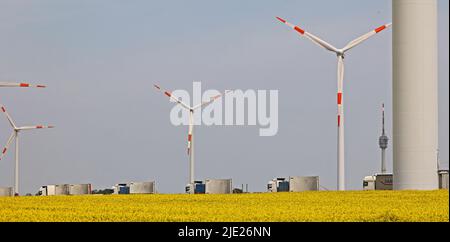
[276,17,305,34]
[1,148,7,157]
[36,125,55,129]
[20,83,46,88]
[375,23,391,33]
[276,17,286,23]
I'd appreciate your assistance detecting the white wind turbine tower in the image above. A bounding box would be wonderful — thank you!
[0,105,54,196]
[276,17,391,191]
[154,84,231,190]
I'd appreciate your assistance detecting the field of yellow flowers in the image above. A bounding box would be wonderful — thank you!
[0,190,447,222]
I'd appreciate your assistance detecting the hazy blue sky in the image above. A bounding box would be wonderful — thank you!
[0,0,448,194]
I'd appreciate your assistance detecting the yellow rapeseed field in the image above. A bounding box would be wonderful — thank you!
[0,190,448,222]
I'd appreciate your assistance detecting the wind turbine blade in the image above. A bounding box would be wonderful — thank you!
[17,125,55,131]
[153,84,191,110]
[0,82,46,88]
[343,23,392,52]
[0,132,15,160]
[1,105,17,129]
[193,90,233,110]
[276,17,338,53]
[304,32,339,53]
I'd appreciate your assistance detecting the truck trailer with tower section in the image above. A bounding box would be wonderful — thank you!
[205,179,232,194]
[129,181,156,194]
[38,184,92,196]
[267,176,320,192]
[0,187,13,197]
[113,181,156,194]
[438,170,449,189]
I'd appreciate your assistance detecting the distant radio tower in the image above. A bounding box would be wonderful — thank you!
[379,103,389,174]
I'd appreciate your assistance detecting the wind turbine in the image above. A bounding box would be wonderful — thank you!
[0,82,46,88]
[0,105,54,196]
[276,16,391,191]
[154,84,231,190]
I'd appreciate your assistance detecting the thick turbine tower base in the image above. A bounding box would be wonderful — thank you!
[393,0,439,190]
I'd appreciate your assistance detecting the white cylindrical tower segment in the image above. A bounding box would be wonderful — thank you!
[393,0,439,190]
